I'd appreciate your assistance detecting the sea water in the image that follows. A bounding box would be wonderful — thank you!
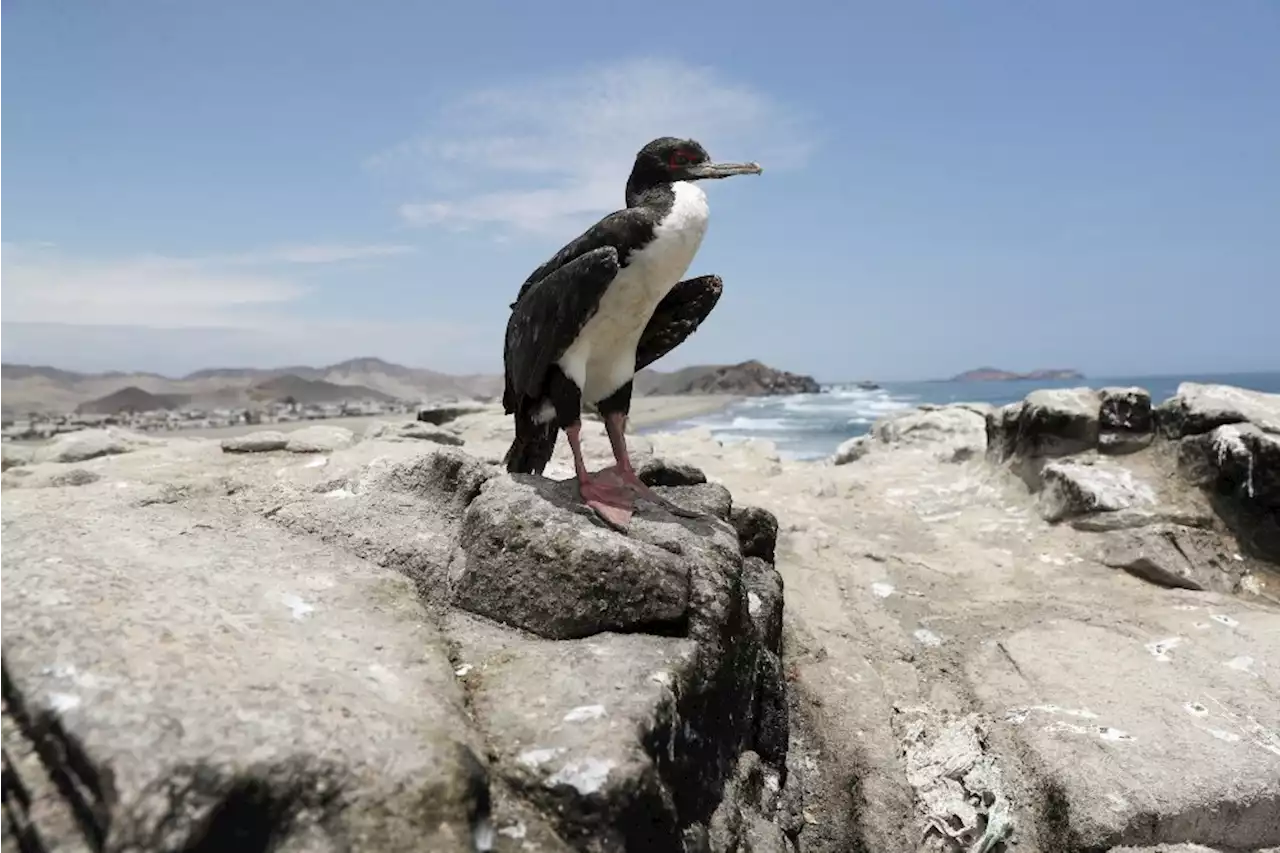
[639,371,1280,461]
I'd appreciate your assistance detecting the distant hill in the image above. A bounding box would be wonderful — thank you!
[1,356,819,415]
[247,375,395,405]
[949,366,1085,382]
[0,357,503,415]
[635,360,821,396]
[75,386,191,416]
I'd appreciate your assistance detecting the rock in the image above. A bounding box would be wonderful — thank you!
[640,359,820,396]
[871,405,989,457]
[1069,507,1214,532]
[449,474,703,640]
[1099,386,1154,432]
[1099,430,1155,455]
[33,427,161,464]
[637,457,708,487]
[705,752,788,853]
[1155,382,1280,439]
[49,468,101,488]
[1177,423,1280,561]
[284,425,355,453]
[1098,525,1251,592]
[417,405,485,426]
[831,435,870,465]
[220,430,289,453]
[985,388,1101,473]
[970,598,1280,851]
[1037,459,1157,522]
[731,506,780,564]
[1,483,493,852]
[1,442,34,470]
[365,420,466,446]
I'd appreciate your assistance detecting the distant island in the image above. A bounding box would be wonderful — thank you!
[949,367,1086,382]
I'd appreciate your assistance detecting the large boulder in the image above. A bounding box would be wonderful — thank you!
[1097,524,1254,593]
[1,435,793,852]
[1036,458,1157,522]
[1099,386,1155,455]
[1155,383,1280,439]
[1,482,491,852]
[1177,423,1280,561]
[985,388,1101,482]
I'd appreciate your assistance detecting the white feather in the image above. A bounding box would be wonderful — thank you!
[558,181,710,404]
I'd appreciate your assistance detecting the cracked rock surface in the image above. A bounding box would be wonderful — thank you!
[4,383,1279,853]
[2,422,789,852]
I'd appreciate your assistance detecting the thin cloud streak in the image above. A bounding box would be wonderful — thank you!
[375,57,814,235]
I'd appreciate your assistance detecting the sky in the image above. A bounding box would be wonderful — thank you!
[3,1,1278,382]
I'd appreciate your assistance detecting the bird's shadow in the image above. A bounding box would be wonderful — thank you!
[509,472,721,537]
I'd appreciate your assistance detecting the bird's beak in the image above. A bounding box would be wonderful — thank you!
[685,161,764,180]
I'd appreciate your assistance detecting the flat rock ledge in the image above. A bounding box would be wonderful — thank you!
[1,439,792,853]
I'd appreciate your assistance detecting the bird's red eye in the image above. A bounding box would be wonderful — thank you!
[668,149,694,169]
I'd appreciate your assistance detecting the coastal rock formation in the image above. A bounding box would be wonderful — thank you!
[5,380,1279,853]
[2,431,790,851]
[636,360,820,397]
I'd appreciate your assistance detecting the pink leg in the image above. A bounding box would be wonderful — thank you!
[565,421,634,530]
[602,413,701,518]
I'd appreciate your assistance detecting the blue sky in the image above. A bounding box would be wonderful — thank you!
[3,1,1278,381]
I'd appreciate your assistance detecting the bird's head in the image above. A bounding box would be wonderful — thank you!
[626,137,762,204]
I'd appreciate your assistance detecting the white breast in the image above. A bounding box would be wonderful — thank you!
[557,182,711,405]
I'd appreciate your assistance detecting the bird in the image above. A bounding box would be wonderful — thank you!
[501,136,762,531]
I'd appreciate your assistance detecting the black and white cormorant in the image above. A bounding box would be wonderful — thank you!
[502,136,762,530]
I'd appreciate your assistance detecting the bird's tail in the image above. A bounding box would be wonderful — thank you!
[504,416,558,475]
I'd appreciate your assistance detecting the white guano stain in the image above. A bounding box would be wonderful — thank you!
[563,704,606,723]
[547,758,615,795]
[280,593,314,619]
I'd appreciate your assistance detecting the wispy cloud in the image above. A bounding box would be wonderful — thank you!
[0,241,482,372]
[219,243,417,265]
[0,241,415,329]
[370,58,813,236]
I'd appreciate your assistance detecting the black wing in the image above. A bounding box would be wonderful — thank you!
[503,246,620,403]
[508,207,661,309]
[635,274,724,372]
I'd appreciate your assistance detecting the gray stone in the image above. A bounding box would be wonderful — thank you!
[1070,508,1214,532]
[1,442,34,470]
[33,427,161,464]
[1177,423,1280,561]
[1156,382,1280,439]
[1099,430,1155,456]
[1099,386,1154,433]
[985,388,1102,483]
[831,435,870,465]
[969,599,1280,850]
[1,482,491,852]
[731,505,780,564]
[637,456,708,487]
[448,474,697,639]
[284,425,355,453]
[417,405,485,426]
[706,752,788,853]
[1037,459,1158,522]
[365,420,466,446]
[871,405,988,452]
[220,430,289,453]
[1098,525,1250,592]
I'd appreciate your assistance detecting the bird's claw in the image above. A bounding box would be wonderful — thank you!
[604,466,703,518]
[579,473,634,531]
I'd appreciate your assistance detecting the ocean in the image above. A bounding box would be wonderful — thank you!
[640,371,1280,461]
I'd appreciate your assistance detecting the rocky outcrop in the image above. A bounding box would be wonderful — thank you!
[1,430,793,851]
[1156,382,1280,439]
[831,404,990,465]
[637,360,820,397]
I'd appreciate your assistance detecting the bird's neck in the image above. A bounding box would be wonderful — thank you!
[625,162,674,208]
